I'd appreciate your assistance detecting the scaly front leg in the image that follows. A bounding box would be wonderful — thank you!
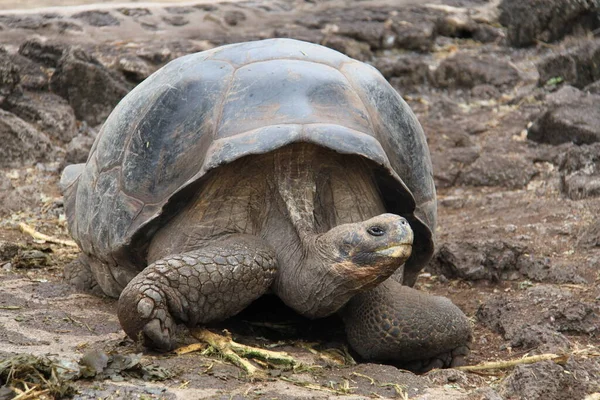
[118,235,277,351]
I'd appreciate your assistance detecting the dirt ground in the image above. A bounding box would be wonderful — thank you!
[0,0,239,12]
[0,0,599,399]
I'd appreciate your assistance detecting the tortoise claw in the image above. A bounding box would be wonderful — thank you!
[140,317,176,352]
[118,280,180,352]
[401,344,470,373]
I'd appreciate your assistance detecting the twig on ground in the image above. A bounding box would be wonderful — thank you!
[18,223,78,247]
[280,376,353,395]
[190,328,296,375]
[174,343,207,355]
[456,353,569,372]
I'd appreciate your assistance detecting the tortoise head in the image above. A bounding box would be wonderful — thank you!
[324,213,413,271]
[276,214,413,318]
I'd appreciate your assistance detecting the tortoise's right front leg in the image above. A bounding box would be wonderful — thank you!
[118,235,277,351]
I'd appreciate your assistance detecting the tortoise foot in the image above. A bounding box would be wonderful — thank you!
[401,345,470,373]
[119,281,179,351]
[118,235,278,351]
[341,278,472,371]
[64,254,103,296]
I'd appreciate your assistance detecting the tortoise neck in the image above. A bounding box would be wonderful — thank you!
[273,144,318,240]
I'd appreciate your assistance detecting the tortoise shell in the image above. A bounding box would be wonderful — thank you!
[62,38,436,286]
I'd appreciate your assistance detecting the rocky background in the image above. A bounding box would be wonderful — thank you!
[0,0,599,399]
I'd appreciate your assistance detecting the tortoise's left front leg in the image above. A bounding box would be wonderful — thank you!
[341,278,472,372]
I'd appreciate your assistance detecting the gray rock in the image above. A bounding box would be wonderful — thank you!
[136,47,173,64]
[558,143,600,199]
[537,39,600,88]
[337,21,386,50]
[140,21,160,31]
[273,27,324,48]
[499,359,596,400]
[561,170,600,200]
[428,240,525,282]
[432,146,480,188]
[472,25,505,44]
[117,8,152,18]
[290,6,436,52]
[466,387,504,400]
[164,6,195,15]
[0,240,20,262]
[577,217,600,248]
[527,86,600,145]
[428,240,585,284]
[509,325,571,353]
[44,19,83,33]
[0,109,53,168]
[49,47,131,126]
[18,38,68,68]
[433,54,521,89]
[457,153,536,189]
[470,84,501,99]
[499,0,600,47]
[194,4,218,12]
[584,79,600,94]
[224,10,246,26]
[547,85,587,106]
[162,15,189,26]
[3,91,77,143]
[517,255,587,284]
[323,36,372,62]
[117,56,154,83]
[0,183,42,215]
[0,15,44,30]
[435,13,476,38]
[427,369,470,385]
[6,53,48,90]
[65,133,95,165]
[319,5,441,53]
[392,21,436,52]
[72,10,120,27]
[41,13,61,20]
[436,14,503,44]
[478,285,599,338]
[0,53,20,104]
[373,54,430,85]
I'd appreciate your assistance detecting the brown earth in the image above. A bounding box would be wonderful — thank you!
[0,0,599,399]
[0,1,228,11]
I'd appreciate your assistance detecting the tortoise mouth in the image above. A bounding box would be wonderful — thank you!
[375,243,413,258]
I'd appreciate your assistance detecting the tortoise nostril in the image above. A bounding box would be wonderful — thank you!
[397,218,408,227]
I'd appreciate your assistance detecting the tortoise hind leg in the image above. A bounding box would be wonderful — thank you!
[341,278,472,372]
[64,254,104,296]
[118,234,278,351]
[64,253,135,298]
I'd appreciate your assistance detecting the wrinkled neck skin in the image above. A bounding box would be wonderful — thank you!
[268,145,402,319]
[273,232,398,319]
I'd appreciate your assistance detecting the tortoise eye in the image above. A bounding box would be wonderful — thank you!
[367,226,385,236]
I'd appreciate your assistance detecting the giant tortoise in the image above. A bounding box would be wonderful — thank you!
[61,38,471,370]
